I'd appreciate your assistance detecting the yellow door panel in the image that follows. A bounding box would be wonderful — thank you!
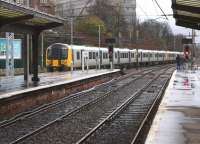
[67,47,73,67]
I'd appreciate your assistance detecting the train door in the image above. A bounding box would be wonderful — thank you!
[81,50,84,66]
[128,51,131,63]
[148,53,150,63]
[141,52,143,62]
[117,51,120,64]
[100,50,102,65]
[72,49,74,66]
[157,53,159,61]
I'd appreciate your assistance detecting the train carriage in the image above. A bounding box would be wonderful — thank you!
[46,43,182,72]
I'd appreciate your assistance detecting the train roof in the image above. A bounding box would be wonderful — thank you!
[48,43,183,55]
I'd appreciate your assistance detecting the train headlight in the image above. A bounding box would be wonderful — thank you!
[47,60,52,65]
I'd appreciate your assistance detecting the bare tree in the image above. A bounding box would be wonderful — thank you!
[88,0,128,46]
[139,20,175,50]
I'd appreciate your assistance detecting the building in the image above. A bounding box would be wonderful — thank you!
[55,0,95,18]
[30,0,56,15]
[5,0,56,15]
[55,0,136,23]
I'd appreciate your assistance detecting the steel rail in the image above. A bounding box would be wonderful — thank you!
[130,72,172,144]
[10,67,161,144]
[75,67,170,144]
[0,79,114,128]
[0,66,159,128]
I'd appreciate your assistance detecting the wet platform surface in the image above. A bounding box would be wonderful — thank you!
[0,69,119,99]
[145,70,200,144]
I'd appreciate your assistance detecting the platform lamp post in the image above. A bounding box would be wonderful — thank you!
[70,17,74,45]
[70,17,74,72]
[98,24,102,70]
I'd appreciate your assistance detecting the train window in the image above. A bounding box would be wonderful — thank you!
[89,52,92,59]
[47,49,52,59]
[138,53,140,57]
[115,53,117,58]
[103,53,108,59]
[96,52,98,57]
[61,49,67,59]
[93,52,96,59]
[77,52,80,60]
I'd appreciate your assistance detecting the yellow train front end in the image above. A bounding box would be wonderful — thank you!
[46,43,73,72]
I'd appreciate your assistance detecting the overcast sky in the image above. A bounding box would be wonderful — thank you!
[136,0,193,36]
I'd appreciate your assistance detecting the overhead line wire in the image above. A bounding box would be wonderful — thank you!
[153,0,168,20]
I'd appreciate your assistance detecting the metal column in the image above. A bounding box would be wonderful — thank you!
[31,32,40,83]
[24,34,30,85]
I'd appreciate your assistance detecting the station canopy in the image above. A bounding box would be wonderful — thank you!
[172,0,200,30]
[0,0,65,33]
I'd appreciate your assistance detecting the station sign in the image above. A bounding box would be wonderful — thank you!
[0,38,22,59]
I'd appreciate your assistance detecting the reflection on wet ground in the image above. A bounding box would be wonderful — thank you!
[145,70,200,144]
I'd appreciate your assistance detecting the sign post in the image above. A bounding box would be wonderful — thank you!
[105,38,115,70]
[6,32,15,77]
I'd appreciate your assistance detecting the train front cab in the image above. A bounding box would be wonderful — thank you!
[46,43,73,72]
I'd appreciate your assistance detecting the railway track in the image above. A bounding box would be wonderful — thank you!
[0,66,173,144]
[76,67,174,144]
[0,66,155,127]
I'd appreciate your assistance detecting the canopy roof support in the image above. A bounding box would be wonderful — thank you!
[0,0,65,83]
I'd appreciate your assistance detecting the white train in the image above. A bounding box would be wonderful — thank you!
[46,43,183,71]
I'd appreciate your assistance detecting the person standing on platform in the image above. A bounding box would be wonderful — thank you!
[176,55,181,70]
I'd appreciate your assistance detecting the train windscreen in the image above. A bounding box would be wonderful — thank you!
[48,44,68,60]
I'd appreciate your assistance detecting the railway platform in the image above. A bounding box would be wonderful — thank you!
[145,69,200,144]
[0,69,120,119]
[0,69,119,97]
